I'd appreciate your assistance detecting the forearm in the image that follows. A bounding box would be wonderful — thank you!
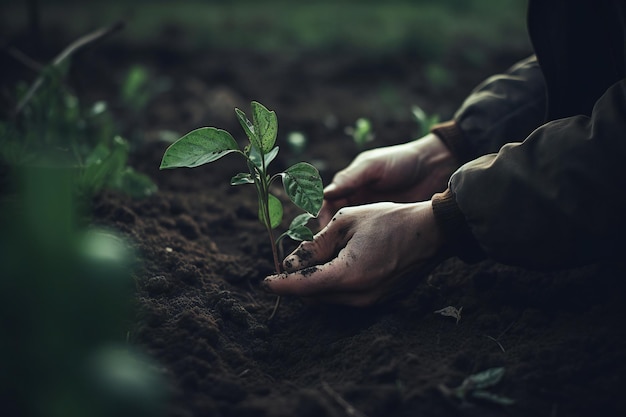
[433,79,626,269]
[432,55,547,164]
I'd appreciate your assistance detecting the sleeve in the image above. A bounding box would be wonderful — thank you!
[431,55,547,164]
[432,79,626,269]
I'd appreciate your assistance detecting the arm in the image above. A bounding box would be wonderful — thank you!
[432,55,547,164]
[433,79,626,269]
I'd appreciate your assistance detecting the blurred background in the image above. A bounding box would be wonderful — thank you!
[1,0,529,58]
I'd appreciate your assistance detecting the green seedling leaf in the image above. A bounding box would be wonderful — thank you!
[231,172,255,186]
[259,193,283,229]
[434,306,463,324]
[289,212,314,229]
[471,390,515,406]
[461,367,506,391]
[251,101,278,153]
[114,167,158,199]
[282,162,323,216]
[248,145,279,170]
[286,213,315,241]
[438,367,512,406]
[235,108,259,149]
[286,226,314,242]
[160,127,239,169]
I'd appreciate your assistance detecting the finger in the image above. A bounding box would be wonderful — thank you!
[317,198,348,228]
[283,213,353,272]
[263,260,341,297]
[323,161,374,200]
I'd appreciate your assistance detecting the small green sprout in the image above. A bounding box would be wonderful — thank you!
[345,117,375,149]
[438,367,515,407]
[434,305,463,324]
[411,105,440,137]
[159,101,323,319]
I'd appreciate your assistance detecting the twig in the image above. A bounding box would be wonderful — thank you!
[484,319,517,353]
[14,20,125,117]
[321,381,369,417]
[485,335,506,353]
[6,47,44,72]
[497,319,517,340]
[267,295,281,322]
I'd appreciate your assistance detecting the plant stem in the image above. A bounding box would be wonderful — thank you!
[14,20,125,118]
[268,296,281,322]
[257,169,283,321]
[263,198,283,322]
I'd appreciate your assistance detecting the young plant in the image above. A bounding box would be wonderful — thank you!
[159,101,323,318]
[438,367,515,406]
[345,117,374,149]
[411,105,440,137]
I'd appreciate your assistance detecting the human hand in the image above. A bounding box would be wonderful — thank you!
[263,201,447,306]
[319,133,458,226]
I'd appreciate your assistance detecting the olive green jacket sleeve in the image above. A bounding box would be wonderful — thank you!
[432,55,547,165]
[432,79,626,269]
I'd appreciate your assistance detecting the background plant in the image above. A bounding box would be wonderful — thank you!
[345,117,375,149]
[160,101,323,318]
[411,104,440,137]
[0,24,157,201]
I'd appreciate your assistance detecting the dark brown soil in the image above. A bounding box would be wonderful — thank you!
[62,42,626,417]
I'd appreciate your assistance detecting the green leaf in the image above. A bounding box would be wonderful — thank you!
[248,145,279,170]
[235,108,261,150]
[251,101,278,153]
[80,136,129,195]
[160,127,239,169]
[461,367,506,391]
[289,212,314,229]
[259,194,283,229]
[286,226,314,242]
[282,162,323,216]
[285,213,315,241]
[231,172,255,186]
[113,167,158,199]
[471,390,515,406]
[264,146,279,167]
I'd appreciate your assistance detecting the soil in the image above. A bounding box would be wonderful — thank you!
[8,37,626,416]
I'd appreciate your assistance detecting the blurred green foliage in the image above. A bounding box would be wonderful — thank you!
[0,61,157,200]
[0,22,166,417]
[0,167,166,417]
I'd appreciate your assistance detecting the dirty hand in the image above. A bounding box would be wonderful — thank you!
[263,201,446,306]
[319,133,458,226]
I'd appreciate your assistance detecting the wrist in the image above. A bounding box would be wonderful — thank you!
[431,188,486,263]
[430,120,475,165]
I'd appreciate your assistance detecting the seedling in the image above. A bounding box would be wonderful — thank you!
[411,105,440,137]
[159,101,323,319]
[438,367,515,406]
[345,117,374,149]
[434,305,463,324]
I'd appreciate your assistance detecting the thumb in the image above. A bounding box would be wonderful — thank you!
[324,164,370,200]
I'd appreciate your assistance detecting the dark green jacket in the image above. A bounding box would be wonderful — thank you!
[431,0,626,268]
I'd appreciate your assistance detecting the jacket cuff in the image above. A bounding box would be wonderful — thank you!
[430,120,474,164]
[432,188,486,263]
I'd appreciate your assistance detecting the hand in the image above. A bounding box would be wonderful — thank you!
[319,133,458,226]
[263,201,447,307]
